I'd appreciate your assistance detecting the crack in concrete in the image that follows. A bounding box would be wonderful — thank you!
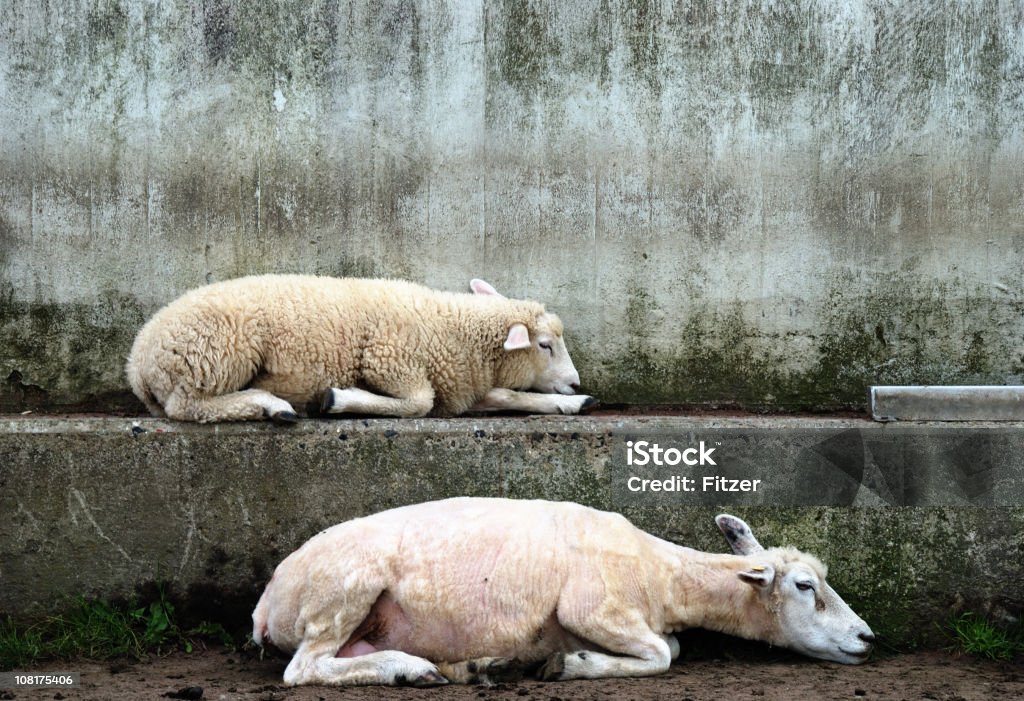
[70,487,133,563]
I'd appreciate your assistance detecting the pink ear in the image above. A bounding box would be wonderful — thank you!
[503,323,531,351]
[471,279,504,298]
[737,566,775,588]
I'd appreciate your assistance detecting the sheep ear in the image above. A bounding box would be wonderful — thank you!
[716,514,765,555]
[503,323,531,351]
[471,279,505,298]
[738,565,775,589]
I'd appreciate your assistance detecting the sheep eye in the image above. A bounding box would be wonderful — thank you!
[539,341,553,354]
[796,582,814,592]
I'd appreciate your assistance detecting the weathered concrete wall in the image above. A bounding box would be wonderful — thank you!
[2,417,1022,646]
[2,1,1024,410]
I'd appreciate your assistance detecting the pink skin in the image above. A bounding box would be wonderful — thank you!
[253,499,873,688]
[337,640,378,658]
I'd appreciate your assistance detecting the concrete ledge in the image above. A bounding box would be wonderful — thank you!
[871,385,1024,421]
[2,415,1022,646]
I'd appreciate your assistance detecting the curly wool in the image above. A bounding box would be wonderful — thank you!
[126,275,553,420]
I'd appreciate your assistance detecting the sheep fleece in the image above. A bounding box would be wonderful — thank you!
[126,274,555,417]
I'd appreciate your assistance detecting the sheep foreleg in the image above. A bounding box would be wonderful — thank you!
[471,388,597,415]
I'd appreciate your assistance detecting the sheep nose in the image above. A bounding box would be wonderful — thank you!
[858,632,876,644]
[570,382,580,392]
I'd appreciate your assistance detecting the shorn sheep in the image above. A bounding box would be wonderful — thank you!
[252,498,875,687]
[126,275,595,422]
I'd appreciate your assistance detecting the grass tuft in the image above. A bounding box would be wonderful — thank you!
[0,618,45,670]
[0,587,237,671]
[946,612,1024,662]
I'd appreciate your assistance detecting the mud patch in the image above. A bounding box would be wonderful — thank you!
[13,647,1023,700]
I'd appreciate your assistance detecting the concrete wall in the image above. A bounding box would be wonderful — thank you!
[2,1,1024,411]
[3,416,1022,646]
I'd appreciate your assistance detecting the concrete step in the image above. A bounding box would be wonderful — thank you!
[871,385,1024,421]
[2,415,1022,646]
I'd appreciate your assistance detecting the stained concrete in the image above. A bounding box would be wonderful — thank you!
[2,1,1022,649]
[2,416,1022,646]
[2,1,1024,411]
[871,385,1024,421]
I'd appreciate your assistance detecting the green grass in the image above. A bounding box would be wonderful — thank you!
[0,589,236,670]
[0,620,44,669]
[946,612,1024,662]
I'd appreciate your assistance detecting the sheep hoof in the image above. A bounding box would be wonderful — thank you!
[462,656,527,685]
[410,670,449,688]
[319,388,335,414]
[537,652,566,681]
[482,657,526,683]
[580,396,598,412]
[270,410,299,425]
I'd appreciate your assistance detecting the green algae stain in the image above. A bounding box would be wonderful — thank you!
[0,288,148,412]
[595,296,788,408]
[621,0,661,95]
[84,1,129,59]
[960,331,991,378]
[587,272,1018,412]
[214,1,339,86]
[0,270,1018,414]
[495,0,550,92]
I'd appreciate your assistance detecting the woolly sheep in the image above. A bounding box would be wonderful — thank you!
[125,275,595,423]
[252,497,875,687]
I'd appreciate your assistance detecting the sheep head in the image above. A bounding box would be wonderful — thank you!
[716,514,876,665]
[470,279,582,396]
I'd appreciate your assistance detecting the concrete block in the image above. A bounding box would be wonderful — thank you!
[2,416,1022,647]
[871,386,1024,422]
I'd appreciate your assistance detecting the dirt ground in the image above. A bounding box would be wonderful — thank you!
[6,646,1023,701]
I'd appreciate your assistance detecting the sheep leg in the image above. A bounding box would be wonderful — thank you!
[164,389,298,423]
[283,641,448,687]
[538,600,673,681]
[537,633,673,681]
[666,633,681,661]
[320,386,434,417]
[471,388,597,415]
[436,657,527,686]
